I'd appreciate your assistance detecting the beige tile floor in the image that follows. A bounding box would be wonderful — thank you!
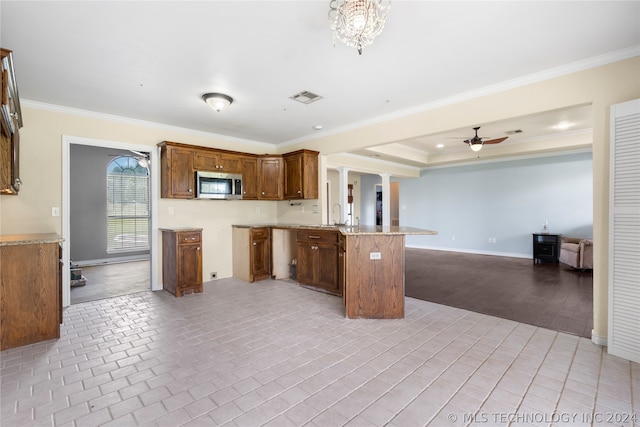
[1,278,638,427]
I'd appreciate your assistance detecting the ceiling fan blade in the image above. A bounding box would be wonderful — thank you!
[482,137,508,145]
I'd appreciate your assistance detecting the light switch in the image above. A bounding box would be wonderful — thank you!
[51,207,60,217]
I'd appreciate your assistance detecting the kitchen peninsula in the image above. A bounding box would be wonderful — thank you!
[232,224,437,319]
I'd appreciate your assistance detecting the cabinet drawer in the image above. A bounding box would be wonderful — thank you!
[251,227,269,240]
[297,230,339,244]
[178,231,201,243]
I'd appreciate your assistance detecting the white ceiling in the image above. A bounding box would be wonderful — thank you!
[1,1,638,168]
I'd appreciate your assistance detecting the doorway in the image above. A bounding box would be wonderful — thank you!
[375,182,400,226]
[62,136,159,307]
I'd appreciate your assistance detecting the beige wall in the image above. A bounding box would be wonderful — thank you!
[2,57,638,340]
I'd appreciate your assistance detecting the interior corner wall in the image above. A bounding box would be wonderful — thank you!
[402,151,593,256]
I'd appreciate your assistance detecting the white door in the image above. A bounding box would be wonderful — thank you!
[608,99,640,363]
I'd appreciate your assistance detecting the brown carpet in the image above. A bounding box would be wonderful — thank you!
[404,248,593,338]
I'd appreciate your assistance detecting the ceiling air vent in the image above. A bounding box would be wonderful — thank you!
[289,91,323,105]
[505,129,523,135]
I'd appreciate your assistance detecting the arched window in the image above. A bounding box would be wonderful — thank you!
[106,156,150,252]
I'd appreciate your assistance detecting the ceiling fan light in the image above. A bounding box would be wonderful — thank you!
[202,93,233,112]
[470,143,483,152]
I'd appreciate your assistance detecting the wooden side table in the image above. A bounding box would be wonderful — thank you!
[532,233,561,264]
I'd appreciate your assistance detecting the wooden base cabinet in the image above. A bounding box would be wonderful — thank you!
[1,234,63,350]
[162,229,203,296]
[343,234,404,319]
[232,227,271,282]
[296,230,343,295]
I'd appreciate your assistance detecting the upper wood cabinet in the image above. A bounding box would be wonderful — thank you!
[283,149,319,200]
[160,142,195,198]
[1,48,23,195]
[258,155,284,200]
[241,156,258,199]
[194,149,242,173]
[158,141,317,201]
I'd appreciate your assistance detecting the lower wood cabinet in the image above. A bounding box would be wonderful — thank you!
[296,230,343,295]
[232,226,271,282]
[1,234,63,350]
[161,228,203,296]
[343,234,404,319]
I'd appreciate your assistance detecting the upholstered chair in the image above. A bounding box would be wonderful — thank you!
[559,237,593,270]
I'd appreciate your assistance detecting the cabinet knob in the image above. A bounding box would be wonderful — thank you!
[197,246,200,250]
[252,242,257,246]
[297,190,301,194]
[262,192,265,195]
[188,189,192,193]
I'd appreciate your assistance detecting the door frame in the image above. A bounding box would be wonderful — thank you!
[61,135,160,307]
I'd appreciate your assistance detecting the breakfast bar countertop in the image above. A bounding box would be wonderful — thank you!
[231,224,437,236]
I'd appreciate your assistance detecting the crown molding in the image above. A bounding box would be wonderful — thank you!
[21,99,276,151]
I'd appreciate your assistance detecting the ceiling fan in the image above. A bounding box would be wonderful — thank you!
[462,127,508,152]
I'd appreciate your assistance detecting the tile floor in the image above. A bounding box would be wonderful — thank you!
[1,278,638,427]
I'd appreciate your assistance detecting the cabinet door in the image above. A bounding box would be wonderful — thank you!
[194,150,220,171]
[284,154,303,199]
[317,243,340,294]
[241,157,258,199]
[219,153,242,173]
[284,150,318,200]
[167,147,195,198]
[258,157,283,200]
[250,228,271,280]
[296,242,316,285]
[178,243,202,289]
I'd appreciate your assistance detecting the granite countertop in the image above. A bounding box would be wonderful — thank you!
[232,224,437,236]
[0,233,64,246]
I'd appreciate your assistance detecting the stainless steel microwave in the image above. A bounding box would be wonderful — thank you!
[195,171,242,200]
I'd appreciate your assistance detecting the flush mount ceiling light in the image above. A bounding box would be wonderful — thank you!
[328,0,391,55]
[202,93,233,112]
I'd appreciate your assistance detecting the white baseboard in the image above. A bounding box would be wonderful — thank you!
[73,254,150,267]
[405,244,531,259]
[591,331,607,347]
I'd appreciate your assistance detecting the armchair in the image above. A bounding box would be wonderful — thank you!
[559,237,593,270]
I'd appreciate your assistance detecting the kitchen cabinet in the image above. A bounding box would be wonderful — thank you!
[1,48,23,195]
[160,142,195,198]
[296,229,343,295]
[241,156,258,199]
[283,150,319,200]
[161,228,203,296]
[343,233,404,319]
[1,234,63,350]
[232,226,271,282]
[194,149,242,173]
[258,155,283,200]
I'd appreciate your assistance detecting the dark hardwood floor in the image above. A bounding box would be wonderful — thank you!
[404,248,593,338]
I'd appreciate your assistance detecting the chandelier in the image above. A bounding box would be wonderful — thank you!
[328,0,391,55]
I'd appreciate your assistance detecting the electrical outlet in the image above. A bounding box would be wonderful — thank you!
[51,207,60,217]
[210,272,217,280]
[370,252,382,260]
